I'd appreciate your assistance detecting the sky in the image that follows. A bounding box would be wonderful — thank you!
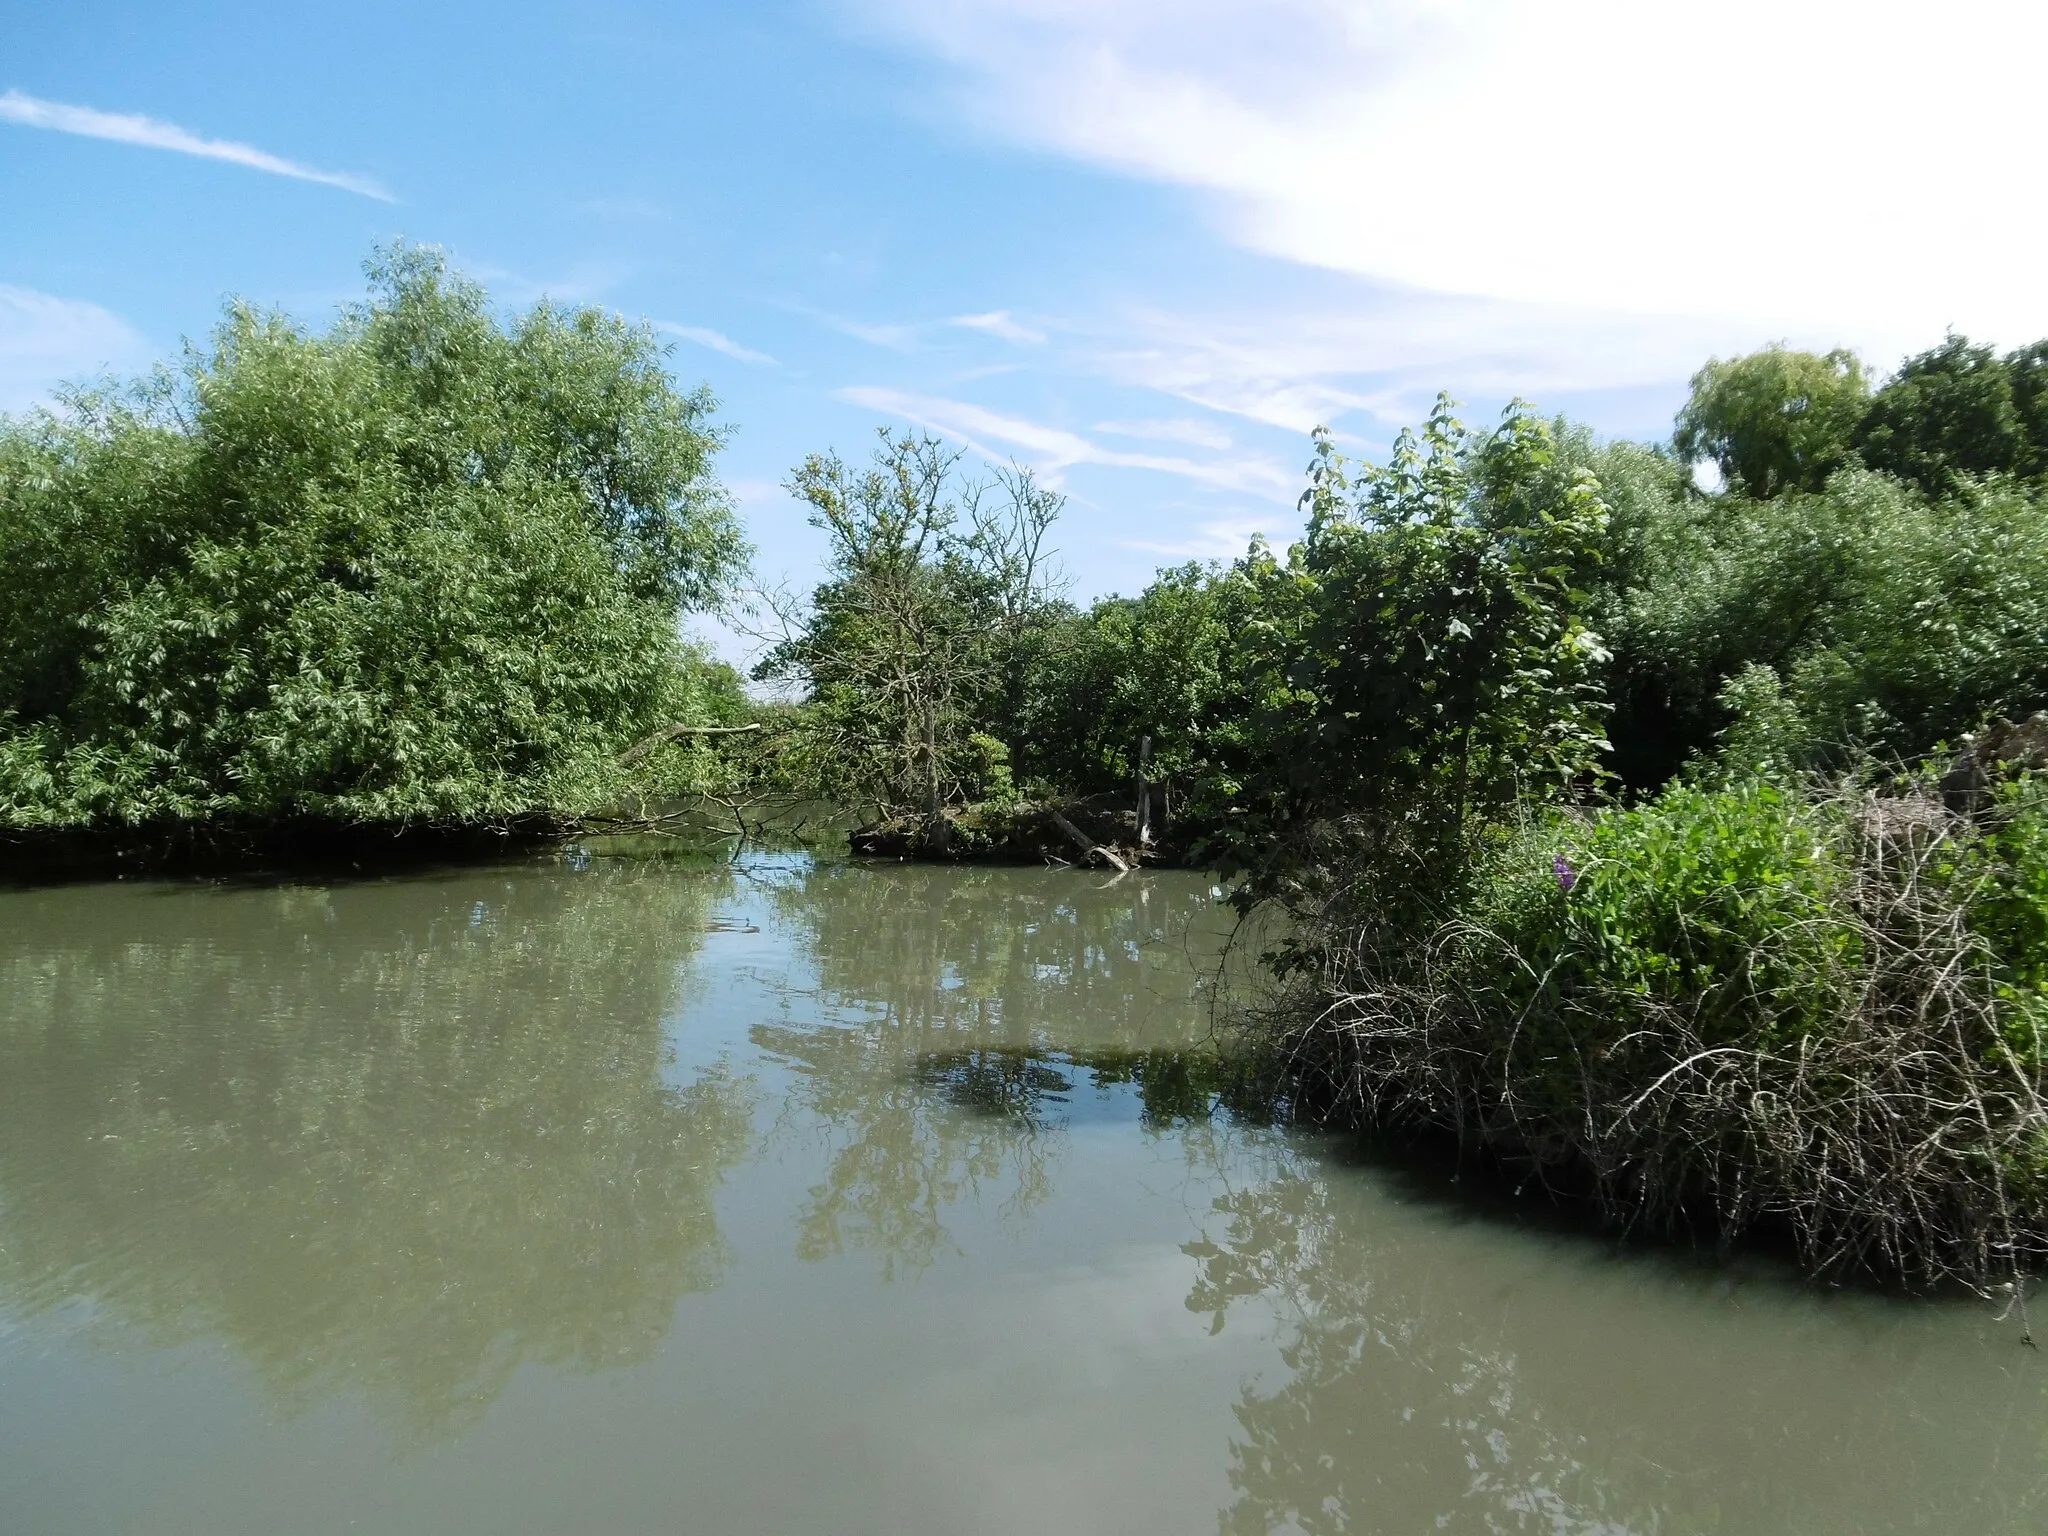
[5,0,2044,658]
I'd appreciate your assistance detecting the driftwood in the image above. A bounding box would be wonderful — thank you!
[618,721,761,765]
[1049,807,1129,873]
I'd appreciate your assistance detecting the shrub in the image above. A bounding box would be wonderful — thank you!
[1202,397,1612,911]
[1019,562,1241,799]
[1279,774,2048,1288]
[1604,469,2048,782]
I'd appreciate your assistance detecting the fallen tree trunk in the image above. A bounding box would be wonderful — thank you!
[1049,807,1129,873]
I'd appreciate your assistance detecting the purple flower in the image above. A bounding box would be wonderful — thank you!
[1553,854,1577,893]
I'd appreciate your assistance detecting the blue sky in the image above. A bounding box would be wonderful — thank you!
[6,0,2044,658]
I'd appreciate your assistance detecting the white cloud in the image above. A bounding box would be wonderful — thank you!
[1093,416,1234,450]
[808,310,924,351]
[838,384,1296,493]
[0,89,392,201]
[0,283,152,413]
[655,321,778,366]
[464,258,633,306]
[1077,288,1778,433]
[1122,513,1294,561]
[950,309,1046,344]
[859,1,2048,353]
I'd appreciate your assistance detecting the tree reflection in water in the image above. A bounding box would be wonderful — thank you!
[1186,1170,1647,1536]
[1185,1154,2048,1535]
[0,862,756,1440]
[750,862,1262,1278]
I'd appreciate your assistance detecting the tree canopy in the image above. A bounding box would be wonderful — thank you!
[1673,345,1869,498]
[1855,333,2030,495]
[0,245,746,835]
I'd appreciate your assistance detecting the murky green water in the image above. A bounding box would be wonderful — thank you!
[1,852,2044,1534]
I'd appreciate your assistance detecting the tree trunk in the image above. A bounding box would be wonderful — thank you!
[923,705,950,855]
[1136,734,1153,846]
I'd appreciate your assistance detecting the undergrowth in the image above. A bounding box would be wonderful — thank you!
[1272,771,2048,1291]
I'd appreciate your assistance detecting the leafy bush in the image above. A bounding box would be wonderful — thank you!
[1017,561,1242,798]
[1281,773,2048,1287]
[1201,397,1612,910]
[1477,782,1858,1062]
[1604,469,2048,782]
[0,246,745,836]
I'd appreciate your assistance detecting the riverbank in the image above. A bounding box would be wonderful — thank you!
[0,816,577,886]
[848,792,1194,870]
[1259,771,2048,1293]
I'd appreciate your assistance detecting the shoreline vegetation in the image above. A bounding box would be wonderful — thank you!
[8,254,2048,1291]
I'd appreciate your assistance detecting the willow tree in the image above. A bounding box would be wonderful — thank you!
[0,245,746,835]
[1673,344,1869,498]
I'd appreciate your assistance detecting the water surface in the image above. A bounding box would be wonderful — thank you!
[1,853,2043,1533]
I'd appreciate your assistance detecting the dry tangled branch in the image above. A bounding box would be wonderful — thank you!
[1274,784,2048,1294]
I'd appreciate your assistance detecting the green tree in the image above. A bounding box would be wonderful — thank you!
[2006,339,2048,480]
[1854,333,2024,495]
[0,244,746,835]
[1672,344,1869,498]
[761,430,1064,831]
[1206,397,1612,913]
[1019,562,1243,797]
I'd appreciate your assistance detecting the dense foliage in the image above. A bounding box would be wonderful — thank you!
[1603,465,2048,784]
[758,430,1064,826]
[747,330,2041,1286]
[1017,561,1241,798]
[0,247,745,836]
[1218,337,2048,1287]
[1193,399,1611,909]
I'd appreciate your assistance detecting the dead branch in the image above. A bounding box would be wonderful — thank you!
[618,721,762,765]
[1049,807,1130,873]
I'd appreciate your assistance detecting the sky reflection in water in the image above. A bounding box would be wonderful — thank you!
[1,853,2044,1534]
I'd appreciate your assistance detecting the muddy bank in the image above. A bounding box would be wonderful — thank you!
[850,793,1196,870]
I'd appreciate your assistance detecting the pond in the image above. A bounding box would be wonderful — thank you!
[1,851,2044,1533]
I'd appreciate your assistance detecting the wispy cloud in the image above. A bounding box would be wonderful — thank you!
[1075,287,1789,435]
[949,309,1044,345]
[1094,416,1233,451]
[0,283,152,413]
[0,89,392,201]
[655,321,777,366]
[806,309,922,351]
[458,258,634,306]
[1122,514,1293,562]
[839,384,1294,495]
